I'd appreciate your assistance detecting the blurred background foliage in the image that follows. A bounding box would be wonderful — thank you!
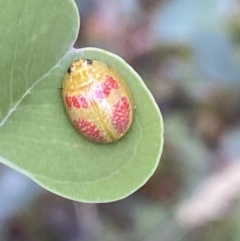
[1,0,240,240]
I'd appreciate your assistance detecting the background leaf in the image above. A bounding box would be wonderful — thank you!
[0,0,79,122]
[0,0,163,202]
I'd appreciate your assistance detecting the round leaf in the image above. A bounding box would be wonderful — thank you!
[0,0,163,202]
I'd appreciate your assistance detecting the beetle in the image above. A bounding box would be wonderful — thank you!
[61,58,135,143]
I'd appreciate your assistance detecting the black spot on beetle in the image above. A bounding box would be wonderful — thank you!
[86,59,93,65]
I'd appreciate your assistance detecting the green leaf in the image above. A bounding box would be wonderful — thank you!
[0,0,163,202]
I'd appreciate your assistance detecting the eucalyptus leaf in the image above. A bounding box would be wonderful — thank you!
[0,0,163,202]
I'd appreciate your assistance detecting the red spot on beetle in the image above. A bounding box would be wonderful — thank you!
[65,95,72,109]
[74,118,106,142]
[78,96,88,108]
[111,97,130,134]
[72,96,80,108]
[102,75,119,96]
[72,95,88,109]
